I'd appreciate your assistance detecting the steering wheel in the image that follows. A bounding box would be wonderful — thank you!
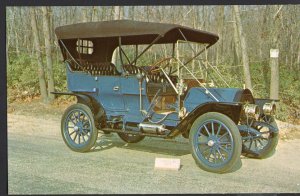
[148,57,175,74]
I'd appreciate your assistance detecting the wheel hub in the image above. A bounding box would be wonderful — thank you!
[74,122,84,133]
[74,126,79,132]
[208,140,215,147]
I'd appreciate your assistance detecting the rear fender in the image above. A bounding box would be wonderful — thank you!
[169,102,242,138]
[51,91,105,128]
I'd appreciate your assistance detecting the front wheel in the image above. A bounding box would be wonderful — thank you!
[61,103,98,152]
[189,112,242,173]
[242,116,279,159]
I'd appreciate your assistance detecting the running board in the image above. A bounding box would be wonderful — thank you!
[100,128,168,138]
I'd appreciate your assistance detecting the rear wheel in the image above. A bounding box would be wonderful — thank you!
[61,103,98,152]
[117,132,145,143]
[189,112,242,173]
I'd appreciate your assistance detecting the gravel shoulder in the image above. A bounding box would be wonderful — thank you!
[7,101,300,194]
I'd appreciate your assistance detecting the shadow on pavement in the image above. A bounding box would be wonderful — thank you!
[89,133,190,156]
[89,134,123,152]
[117,141,190,156]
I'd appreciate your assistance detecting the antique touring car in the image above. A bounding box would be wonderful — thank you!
[53,20,279,173]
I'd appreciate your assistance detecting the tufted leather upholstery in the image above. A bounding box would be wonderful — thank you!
[69,60,120,76]
[122,64,146,75]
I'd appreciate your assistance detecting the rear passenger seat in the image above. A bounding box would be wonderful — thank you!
[67,60,120,76]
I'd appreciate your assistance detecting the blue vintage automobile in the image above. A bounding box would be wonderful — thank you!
[54,20,279,173]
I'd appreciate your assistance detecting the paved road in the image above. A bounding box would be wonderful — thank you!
[7,113,300,194]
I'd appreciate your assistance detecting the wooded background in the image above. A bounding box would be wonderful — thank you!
[6,5,300,122]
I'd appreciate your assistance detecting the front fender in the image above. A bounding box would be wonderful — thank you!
[168,102,242,138]
[255,98,279,114]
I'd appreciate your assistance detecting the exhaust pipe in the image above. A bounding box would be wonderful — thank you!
[138,122,169,135]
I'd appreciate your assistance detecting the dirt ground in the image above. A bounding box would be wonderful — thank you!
[7,99,300,194]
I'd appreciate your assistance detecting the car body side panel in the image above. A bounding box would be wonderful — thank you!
[66,65,98,93]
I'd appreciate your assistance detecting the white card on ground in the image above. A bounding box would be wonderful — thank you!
[154,158,181,171]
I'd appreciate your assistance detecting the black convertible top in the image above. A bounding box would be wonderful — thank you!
[55,20,219,62]
[55,20,219,45]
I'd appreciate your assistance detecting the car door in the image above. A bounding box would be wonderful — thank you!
[98,76,126,111]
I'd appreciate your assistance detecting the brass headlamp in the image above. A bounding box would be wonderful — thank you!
[243,104,260,120]
[263,102,276,115]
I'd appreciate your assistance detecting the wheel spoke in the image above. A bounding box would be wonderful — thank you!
[254,140,258,149]
[219,145,229,154]
[211,122,214,135]
[260,137,268,141]
[217,148,225,161]
[80,114,86,122]
[68,116,77,125]
[78,134,81,144]
[216,124,222,137]
[219,141,231,144]
[72,113,78,123]
[213,148,217,163]
[218,132,229,140]
[69,130,76,136]
[73,132,78,142]
[208,147,213,157]
[248,139,253,150]
[203,125,211,136]
[82,130,89,135]
[82,135,86,143]
[77,111,81,121]
[202,146,211,154]
[263,115,267,122]
[83,121,90,126]
[257,139,264,147]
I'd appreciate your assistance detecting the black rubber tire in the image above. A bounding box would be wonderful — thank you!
[189,112,242,173]
[242,117,279,159]
[117,132,145,143]
[61,103,98,152]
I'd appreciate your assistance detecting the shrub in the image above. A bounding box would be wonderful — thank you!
[7,54,39,92]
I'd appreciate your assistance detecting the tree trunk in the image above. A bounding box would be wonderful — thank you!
[12,8,20,57]
[216,6,224,66]
[297,44,300,73]
[30,8,48,103]
[233,5,252,90]
[82,7,88,22]
[269,5,282,100]
[6,41,9,65]
[42,7,55,102]
[111,6,120,66]
[91,6,96,21]
[232,9,241,76]
[269,49,279,100]
[130,6,135,20]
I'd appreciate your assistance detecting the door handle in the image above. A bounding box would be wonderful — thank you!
[113,86,119,91]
